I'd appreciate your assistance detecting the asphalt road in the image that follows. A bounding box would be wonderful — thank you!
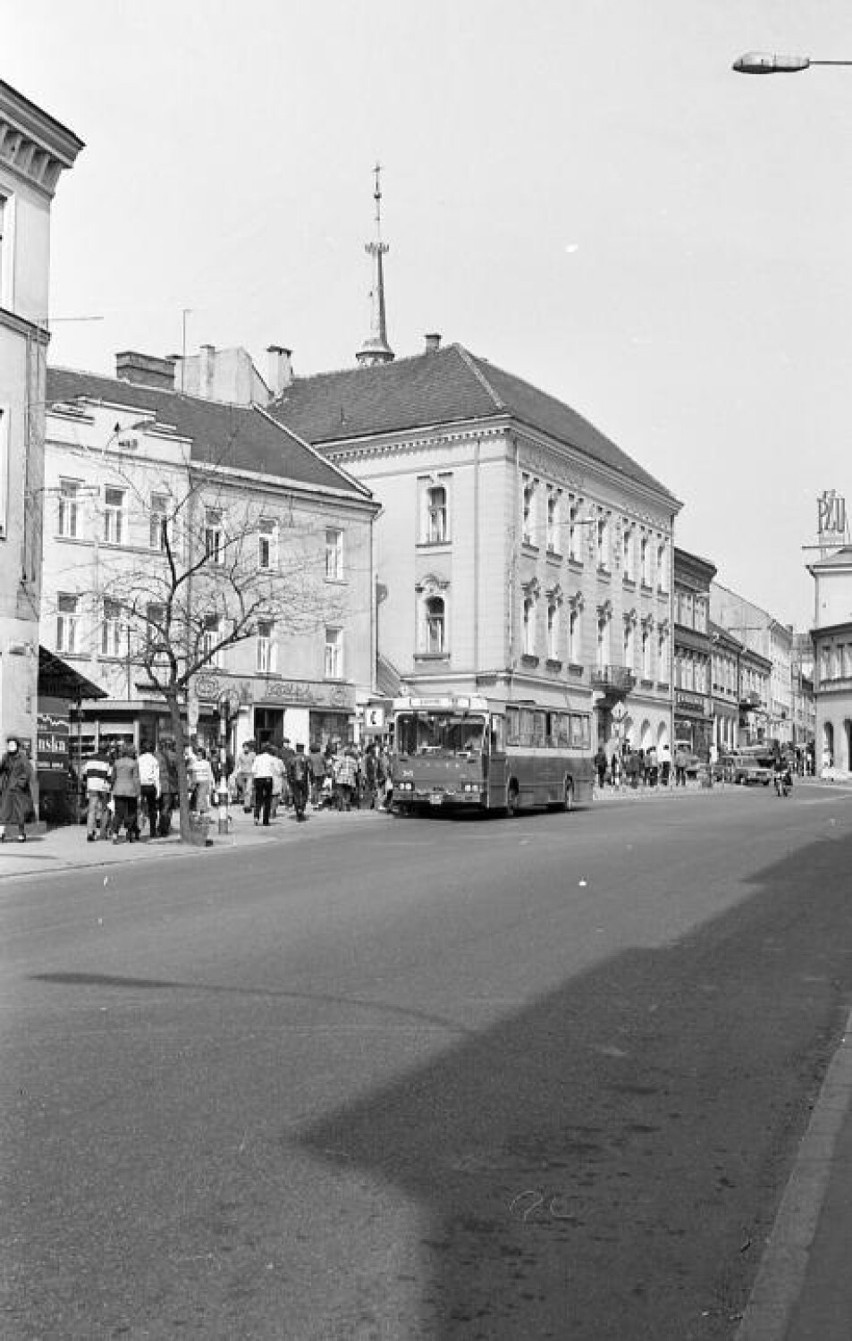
[3,785,852,1340]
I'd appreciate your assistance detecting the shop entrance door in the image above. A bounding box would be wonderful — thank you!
[254,708,284,748]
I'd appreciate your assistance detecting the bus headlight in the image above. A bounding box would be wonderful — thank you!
[461,782,480,794]
[396,780,414,793]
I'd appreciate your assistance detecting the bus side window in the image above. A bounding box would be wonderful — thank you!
[533,712,546,747]
[506,707,519,747]
[490,716,505,753]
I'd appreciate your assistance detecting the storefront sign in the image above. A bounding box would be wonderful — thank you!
[37,711,70,771]
[253,678,353,711]
[195,673,222,702]
[676,691,707,714]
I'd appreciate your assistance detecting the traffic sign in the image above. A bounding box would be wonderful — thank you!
[611,702,627,723]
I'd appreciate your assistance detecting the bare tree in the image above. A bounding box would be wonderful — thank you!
[46,450,347,841]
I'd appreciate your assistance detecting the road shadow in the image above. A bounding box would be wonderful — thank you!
[294,823,852,1339]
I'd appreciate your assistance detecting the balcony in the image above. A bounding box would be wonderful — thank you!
[591,663,636,699]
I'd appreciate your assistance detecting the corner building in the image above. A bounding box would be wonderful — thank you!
[271,340,680,752]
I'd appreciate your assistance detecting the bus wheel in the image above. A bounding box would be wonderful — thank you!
[506,783,519,818]
[562,778,575,812]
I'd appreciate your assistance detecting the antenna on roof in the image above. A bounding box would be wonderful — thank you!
[356,163,395,368]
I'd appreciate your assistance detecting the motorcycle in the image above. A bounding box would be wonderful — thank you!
[773,767,792,798]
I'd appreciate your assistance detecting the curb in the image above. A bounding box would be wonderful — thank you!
[734,1008,852,1340]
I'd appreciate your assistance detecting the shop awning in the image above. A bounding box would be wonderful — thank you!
[38,646,107,702]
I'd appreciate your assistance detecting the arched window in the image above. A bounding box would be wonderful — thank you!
[424,595,445,654]
[569,607,581,663]
[523,592,537,656]
[547,598,559,659]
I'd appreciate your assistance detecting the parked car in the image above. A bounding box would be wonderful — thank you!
[719,752,774,786]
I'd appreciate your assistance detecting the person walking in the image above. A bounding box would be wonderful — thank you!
[594,745,608,790]
[361,742,378,810]
[251,743,275,826]
[191,746,214,816]
[269,745,286,819]
[111,743,141,843]
[83,744,112,841]
[287,743,310,821]
[625,748,641,790]
[137,740,160,839]
[234,741,256,813]
[333,745,357,811]
[309,741,326,809]
[674,743,689,787]
[0,736,33,843]
[155,738,179,836]
[659,741,672,787]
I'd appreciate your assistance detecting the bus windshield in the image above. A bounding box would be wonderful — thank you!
[395,712,487,757]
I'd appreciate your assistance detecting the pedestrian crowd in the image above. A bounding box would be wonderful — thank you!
[233,737,392,824]
[593,742,676,791]
[78,734,392,844]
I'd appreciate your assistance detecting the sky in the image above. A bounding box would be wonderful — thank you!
[7,0,852,631]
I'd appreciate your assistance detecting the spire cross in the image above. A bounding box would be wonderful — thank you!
[356,162,394,365]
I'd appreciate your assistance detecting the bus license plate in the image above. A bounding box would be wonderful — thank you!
[430,792,443,806]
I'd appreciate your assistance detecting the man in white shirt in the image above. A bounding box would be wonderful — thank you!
[137,741,160,838]
[251,744,276,826]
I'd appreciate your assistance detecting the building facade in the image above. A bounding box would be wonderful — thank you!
[270,338,681,756]
[807,544,852,775]
[672,548,716,758]
[42,358,378,762]
[710,581,796,748]
[0,81,82,752]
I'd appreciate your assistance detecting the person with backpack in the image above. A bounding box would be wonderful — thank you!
[287,743,309,821]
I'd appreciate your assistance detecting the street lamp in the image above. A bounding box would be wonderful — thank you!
[733,51,852,74]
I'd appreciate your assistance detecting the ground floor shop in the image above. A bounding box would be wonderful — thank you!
[674,689,713,759]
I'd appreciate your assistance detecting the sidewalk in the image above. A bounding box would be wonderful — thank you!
[736,1011,852,1341]
[0,802,387,883]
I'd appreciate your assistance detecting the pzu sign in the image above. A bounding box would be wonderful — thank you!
[818,490,847,542]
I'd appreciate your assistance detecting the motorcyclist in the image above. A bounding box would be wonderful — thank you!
[773,753,792,796]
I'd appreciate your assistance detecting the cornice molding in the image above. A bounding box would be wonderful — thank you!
[0,83,83,197]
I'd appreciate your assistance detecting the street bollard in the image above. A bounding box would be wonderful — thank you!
[216,783,231,835]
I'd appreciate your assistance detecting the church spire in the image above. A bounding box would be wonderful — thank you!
[356,164,395,366]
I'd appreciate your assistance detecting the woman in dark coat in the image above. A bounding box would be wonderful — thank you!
[0,736,33,842]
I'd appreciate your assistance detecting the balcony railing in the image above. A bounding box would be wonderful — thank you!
[591,664,636,694]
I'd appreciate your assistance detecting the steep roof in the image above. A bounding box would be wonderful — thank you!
[270,343,678,503]
[46,366,371,499]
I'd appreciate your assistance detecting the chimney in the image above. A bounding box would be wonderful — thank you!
[199,344,216,399]
[267,345,293,398]
[424,332,441,354]
[115,351,176,389]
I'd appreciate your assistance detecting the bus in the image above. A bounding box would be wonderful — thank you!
[390,694,595,816]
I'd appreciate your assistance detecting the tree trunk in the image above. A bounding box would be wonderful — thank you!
[165,686,192,842]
